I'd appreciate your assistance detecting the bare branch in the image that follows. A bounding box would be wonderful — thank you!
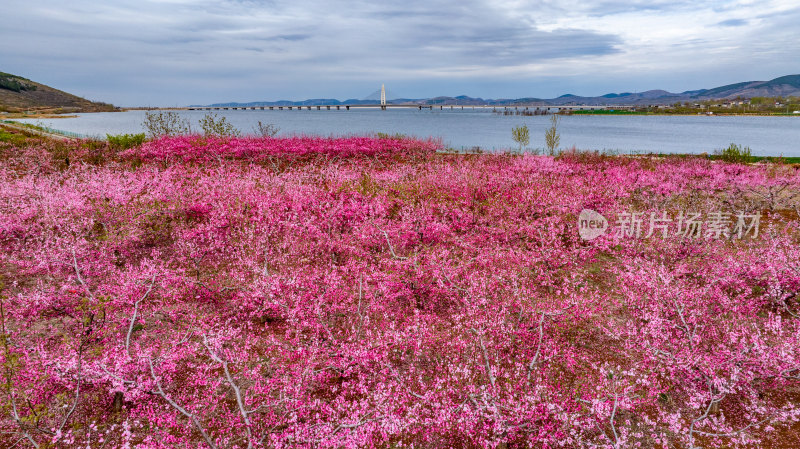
[609,378,620,448]
[692,417,771,438]
[526,307,572,382]
[470,328,496,389]
[1,298,41,448]
[355,275,367,340]
[100,365,136,386]
[381,230,408,260]
[71,248,96,301]
[441,271,468,293]
[782,367,800,380]
[8,395,40,448]
[689,378,727,446]
[527,313,547,382]
[191,279,240,294]
[126,273,157,356]
[332,414,384,434]
[262,247,270,277]
[202,335,254,449]
[59,344,83,432]
[148,357,219,449]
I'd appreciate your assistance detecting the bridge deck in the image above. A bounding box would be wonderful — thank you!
[183,104,638,111]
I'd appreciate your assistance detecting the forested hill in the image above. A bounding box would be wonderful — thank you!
[0,71,115,112]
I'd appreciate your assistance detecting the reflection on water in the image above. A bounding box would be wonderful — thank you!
[15,109,800,156]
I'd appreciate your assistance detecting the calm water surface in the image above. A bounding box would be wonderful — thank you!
[15,109,800,156]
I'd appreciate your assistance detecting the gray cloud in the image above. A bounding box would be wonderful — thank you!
[717,18,748,27]
[0,0,797,105]
[532,0,699,17]
[268,34,311,41]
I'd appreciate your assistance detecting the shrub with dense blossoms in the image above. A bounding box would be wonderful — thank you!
[123,135,442,163]
[0,135,799,448]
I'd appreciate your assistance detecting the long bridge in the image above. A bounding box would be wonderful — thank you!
[177,85,640,113]
[183,104,637,112]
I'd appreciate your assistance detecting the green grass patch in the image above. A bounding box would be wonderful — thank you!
[3,121,47,132]
[0,130,32,145]
[0,123,43,145]
[640,152,800,164]
[107,133,146,150]
[727,155,800,164]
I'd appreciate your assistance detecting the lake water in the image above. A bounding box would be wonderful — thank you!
[13,109,800,156]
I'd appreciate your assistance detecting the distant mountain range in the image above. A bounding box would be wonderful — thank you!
[196,74,800,108]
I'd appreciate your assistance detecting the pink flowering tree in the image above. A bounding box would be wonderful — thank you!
[0,136,798,447]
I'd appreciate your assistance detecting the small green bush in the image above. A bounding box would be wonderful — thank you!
[142,111,191,137]
[253,121,280,137]
[107,133,146,150]
[376,132,407,139]
[545,115,561,156]
[511,124,530,152]
[719,143,752,163]
[198,113,240,137]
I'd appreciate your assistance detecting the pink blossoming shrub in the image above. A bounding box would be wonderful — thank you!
[0,137,799,448]
[123,135,442,163]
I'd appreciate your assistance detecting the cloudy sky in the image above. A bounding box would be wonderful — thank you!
[2,0,799,106]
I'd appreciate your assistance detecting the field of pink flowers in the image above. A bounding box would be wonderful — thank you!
[1,135,799,448]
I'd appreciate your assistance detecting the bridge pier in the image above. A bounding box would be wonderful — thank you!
[336,105,340,110]
[279,107,283,110]
[346,105,350,110]
[317,106,320,110]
